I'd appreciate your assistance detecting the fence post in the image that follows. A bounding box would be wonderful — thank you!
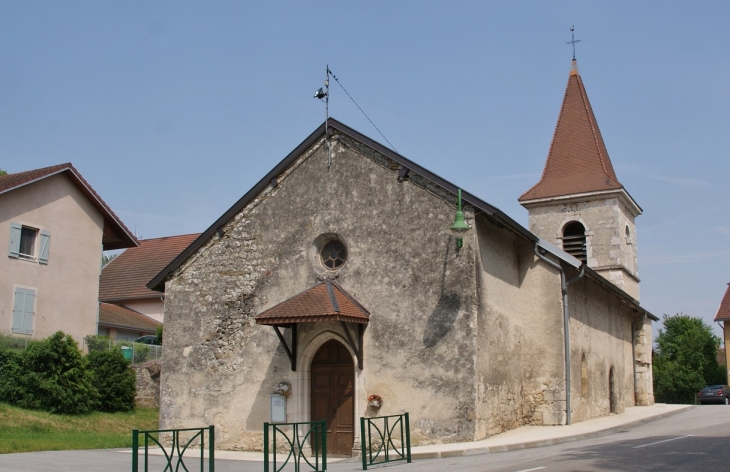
[263,422,269,472]
[209,425,215,472]
[360,417,367,470]
[131,430,138,472]
[321,420,327,471]
[405,412,411,463]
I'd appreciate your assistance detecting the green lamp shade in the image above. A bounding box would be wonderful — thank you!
[450,210,470,233]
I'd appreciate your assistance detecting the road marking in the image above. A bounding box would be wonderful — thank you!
[632,435,693,448]
[515,468,546,472]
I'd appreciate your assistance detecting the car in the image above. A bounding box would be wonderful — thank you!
[133,335,161,346]
[698,385,730,405]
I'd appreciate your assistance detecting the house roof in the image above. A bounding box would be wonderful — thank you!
[0,163,138,250]
[100,233,200,302]
[255,280,370,325]
[714,283,730,322]
[520,61,631,204]
[98,302,161,332]
[147,117,657,322]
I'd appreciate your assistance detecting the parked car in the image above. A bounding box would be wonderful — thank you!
[698,385,730,405]
[133,335,161,346]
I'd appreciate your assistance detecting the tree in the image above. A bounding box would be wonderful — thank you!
[155,324,163,345]
[653,314,726,404]
[0,168,7,176]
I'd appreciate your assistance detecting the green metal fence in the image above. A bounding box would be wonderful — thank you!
[131,425,214,472]
[263,420,327,472]
[360,413,411,470]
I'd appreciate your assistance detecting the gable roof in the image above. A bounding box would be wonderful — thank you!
[255,280,370,325]
[98,302,161,333]
[100,233,200,302]
[146,117,656,321]
[0,163,138,250]
[714,283,730,322]
[520,60,628,203]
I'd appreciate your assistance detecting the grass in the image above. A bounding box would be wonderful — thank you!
[0,403,159,454]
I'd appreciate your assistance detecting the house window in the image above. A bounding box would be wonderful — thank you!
[12,287,36,334]
[19,227,38,257]
[563,221,587,263]
[8,223,51,264]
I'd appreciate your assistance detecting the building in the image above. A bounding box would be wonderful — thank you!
[98,234,199,340]
[1,163,137,344]
[149,61,655,454]
[713,283,730,384]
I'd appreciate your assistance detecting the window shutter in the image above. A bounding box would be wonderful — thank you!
[12,288,26,333]
[8,223,21,258]
[22,289,36,334]
[38,230,51,264]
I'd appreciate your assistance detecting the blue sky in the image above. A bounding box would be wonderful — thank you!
[2,2,729,337]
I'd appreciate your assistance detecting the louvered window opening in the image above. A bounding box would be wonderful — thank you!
[563,222,587,263]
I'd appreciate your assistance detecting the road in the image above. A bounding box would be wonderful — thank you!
[0,406,727,471]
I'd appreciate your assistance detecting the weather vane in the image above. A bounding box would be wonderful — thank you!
[566,26,581,60]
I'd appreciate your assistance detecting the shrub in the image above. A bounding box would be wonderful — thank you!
[14,332,99,414]
[87,349,136,412]
[0,348,22,403]
[84,335,113,352]
[156,324,163,345]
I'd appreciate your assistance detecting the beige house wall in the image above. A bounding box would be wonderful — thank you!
[0,174,104,345]
[123,298,165,323]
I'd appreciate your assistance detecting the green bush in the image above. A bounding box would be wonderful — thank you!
[87,349,136,412]
[156,325,163,345]
[13,332,99,414]
[0,348,23,403]
[84,335,113,352]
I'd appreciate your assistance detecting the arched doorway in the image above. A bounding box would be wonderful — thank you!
[311,339,354,456]
[609,366,617,413]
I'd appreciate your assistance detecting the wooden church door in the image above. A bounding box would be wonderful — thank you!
[311,340,354,456]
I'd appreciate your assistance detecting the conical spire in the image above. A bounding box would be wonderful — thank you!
[520,60,623,202]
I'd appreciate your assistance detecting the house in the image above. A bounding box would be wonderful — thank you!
[98,234,199,340]
[148,60,655,454]
[713,283,730,384]
[0,163,137,345]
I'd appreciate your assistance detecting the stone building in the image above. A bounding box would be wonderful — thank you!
[149,60,655,455]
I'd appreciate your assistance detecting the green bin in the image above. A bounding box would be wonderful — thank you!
[121,346,133,361]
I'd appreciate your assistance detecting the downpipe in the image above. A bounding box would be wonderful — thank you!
[534,243,585,426]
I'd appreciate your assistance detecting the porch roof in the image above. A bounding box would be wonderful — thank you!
[255,280,370,325]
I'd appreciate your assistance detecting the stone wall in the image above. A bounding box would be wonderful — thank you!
[160,132,480,449]
[134,360,161,409]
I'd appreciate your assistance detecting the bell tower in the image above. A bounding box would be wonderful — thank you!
[519,60,642,300]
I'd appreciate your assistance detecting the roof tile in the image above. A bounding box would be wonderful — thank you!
[255,281,370,325]
[714,284,730,322]
[99,233,200,301]
[98,302,161,332]
[520,60,623,202]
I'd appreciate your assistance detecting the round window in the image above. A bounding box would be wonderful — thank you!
[320,240,347,269]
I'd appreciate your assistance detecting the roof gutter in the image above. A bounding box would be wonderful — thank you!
[534,239,585,426]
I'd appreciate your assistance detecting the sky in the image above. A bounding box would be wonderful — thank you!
[2,2,729,338]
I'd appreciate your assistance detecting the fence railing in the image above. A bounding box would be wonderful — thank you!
[132,425,214,472]
[263,420,327,472]
[84,336,163,364]
[0,329,54,350]
[360,413,411,470]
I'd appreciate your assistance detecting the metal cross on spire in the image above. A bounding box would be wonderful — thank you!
[566,25,581,60]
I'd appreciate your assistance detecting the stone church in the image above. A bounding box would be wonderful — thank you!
[149,60,655,454]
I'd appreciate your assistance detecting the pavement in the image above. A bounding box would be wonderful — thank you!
[122,403,692,462]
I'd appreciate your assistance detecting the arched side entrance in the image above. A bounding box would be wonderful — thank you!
[311,339,354,456]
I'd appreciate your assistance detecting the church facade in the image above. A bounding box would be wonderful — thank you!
[150,61,655,454]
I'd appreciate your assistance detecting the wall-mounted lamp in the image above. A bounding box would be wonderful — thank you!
[445,189,474,248]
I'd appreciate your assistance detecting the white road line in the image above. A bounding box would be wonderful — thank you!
[632,435,693,448]
[515,468,546,472]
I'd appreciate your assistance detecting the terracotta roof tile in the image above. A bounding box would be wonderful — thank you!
[255,281,370,325]
[0,163,138,250]
[520,60,623,202]
[98,302,161,332]
[99,234,200,301]
[714,284,730,322]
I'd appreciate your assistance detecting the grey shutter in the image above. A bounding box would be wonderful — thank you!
[38,230,51,264]
[22,289,35,334]
[8,223,21,258]
[12,288,26,333]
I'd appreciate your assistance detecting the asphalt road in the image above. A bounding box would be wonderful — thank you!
[0,406,727,472]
